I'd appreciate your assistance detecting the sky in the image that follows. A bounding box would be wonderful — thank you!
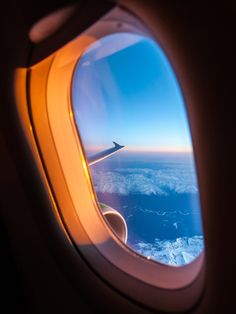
[72,33,193,154]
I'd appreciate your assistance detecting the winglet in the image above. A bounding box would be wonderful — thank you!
[113,141,123,148]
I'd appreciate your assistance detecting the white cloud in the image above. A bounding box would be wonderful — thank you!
[91,166,198,196]
[134,235,204,266]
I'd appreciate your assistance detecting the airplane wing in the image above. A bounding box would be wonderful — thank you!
[87,142,125,166]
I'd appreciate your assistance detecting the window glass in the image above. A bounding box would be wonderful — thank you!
[72,33,204,266]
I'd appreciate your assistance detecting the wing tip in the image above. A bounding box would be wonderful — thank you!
[113,141,124,148]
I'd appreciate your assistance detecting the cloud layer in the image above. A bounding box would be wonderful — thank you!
[134,235,204,266]
[91,167,198,196]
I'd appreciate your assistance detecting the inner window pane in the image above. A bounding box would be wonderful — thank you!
[72,33,204,266]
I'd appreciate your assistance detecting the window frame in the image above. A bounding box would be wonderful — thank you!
[15,7,205,312]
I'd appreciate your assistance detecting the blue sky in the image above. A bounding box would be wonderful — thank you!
[72,33,192,153]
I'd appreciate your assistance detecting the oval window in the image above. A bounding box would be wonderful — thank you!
[72,32,204,266]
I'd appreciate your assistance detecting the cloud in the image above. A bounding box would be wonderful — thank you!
[134,235,204,266]
[91,166,198,196]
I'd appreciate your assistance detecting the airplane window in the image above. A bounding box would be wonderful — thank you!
[72,32,204,266]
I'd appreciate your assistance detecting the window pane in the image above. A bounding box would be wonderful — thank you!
[72,33,204,266]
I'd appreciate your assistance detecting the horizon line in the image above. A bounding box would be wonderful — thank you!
[85,145,193,154]
[124,147,193,153]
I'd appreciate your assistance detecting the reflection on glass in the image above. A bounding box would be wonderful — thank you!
[72,33,204,266]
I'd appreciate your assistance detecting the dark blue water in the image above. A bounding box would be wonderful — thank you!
[96,192,202,245]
